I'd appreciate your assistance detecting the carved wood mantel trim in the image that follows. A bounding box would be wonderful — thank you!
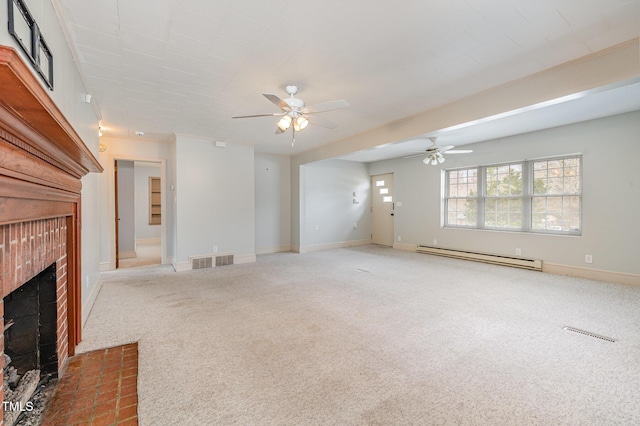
[0,46,102,178]
[0,44,102,355]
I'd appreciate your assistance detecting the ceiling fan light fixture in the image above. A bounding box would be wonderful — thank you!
[277,115,292,131]
[423,152,445,165]
[293,116,308,131]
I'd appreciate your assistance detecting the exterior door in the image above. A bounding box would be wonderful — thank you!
[371,173,394,246]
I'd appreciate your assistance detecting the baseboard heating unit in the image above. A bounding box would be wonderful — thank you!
[416,245,543,271]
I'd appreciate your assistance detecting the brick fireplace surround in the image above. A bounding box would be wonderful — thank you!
[0,45,102,424]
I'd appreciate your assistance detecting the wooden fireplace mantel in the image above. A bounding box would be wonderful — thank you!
[0,46,102,179]
[0,44,103,354]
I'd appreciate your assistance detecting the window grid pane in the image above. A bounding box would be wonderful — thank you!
[486,163,522,197]
[484,197,522,229]
[531,195,580,232]
[446,168,478,227]
[447,198,477,227]
[533,158,581,195]
[448,168,477,198]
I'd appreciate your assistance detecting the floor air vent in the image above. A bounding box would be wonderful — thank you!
[563,326,616,343]
[216,254,234,267]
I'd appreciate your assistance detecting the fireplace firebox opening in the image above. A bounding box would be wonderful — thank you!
[3,262,59,387]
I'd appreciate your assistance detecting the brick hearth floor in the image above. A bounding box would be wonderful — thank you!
[41,343,139,426]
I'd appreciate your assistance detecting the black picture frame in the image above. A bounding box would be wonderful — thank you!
[7,0,54,90]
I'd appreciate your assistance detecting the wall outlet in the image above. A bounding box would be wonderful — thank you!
[354,222,358,229]
[212,245,218,253]
[315,225,319,231]
[585,254,593,264]
[515,248,522,256]
[396,201,403,207]
[432,239,438,246]
[397,235,402,242]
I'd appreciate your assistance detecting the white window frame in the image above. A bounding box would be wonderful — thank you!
[443,155,582,235]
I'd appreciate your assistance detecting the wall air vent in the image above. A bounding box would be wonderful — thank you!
[191,256,213,270]
[215,255,234,267]
[189,254,234,270]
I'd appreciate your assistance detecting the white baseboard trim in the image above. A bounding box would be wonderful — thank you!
[99,261,113,272]
[393,242,418,252]
[291,245,301,253]
[136,238,161,245]
[544,263,640,286]
[299,239,372,254]
[119,250,136,259]
[234,254,256,264]
[82,275,104,327]
[256,245,292,255]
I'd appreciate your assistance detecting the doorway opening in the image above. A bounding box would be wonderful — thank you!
[115,160,163,269]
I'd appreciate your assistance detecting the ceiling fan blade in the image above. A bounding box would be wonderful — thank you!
[308,115,337,129]
[444,149,473,154]
[263,94,289,111]
[403,153,425,159]
[303,99,349,114]
[232,113,283,119]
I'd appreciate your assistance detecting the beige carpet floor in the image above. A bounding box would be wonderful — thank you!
[118,243,161,269]
[78,245,640,425]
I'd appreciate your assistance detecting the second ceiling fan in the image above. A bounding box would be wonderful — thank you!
[232,85,348,146]
[405,137,473,165]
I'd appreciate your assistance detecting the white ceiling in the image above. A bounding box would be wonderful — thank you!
[340,79,640,162]
[57,0,639,159]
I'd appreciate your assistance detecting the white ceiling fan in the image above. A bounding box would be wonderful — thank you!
[405,137,473,165]
[232,85,349,146]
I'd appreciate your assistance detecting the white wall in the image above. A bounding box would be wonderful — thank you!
[135,163,162,241]
[174,136,255,269]
[369,111,640,279]
[1,1,104,320]
[299,159,372,251]
[255,153,291,254]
